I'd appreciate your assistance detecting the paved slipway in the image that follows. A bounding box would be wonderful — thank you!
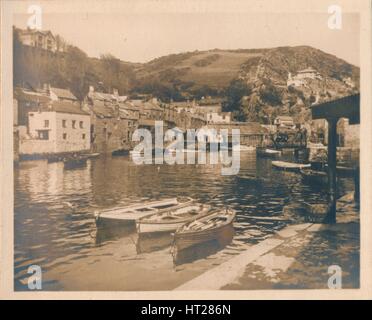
[175,192,360,290]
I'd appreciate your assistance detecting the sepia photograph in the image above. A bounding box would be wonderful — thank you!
[1,0,371,300]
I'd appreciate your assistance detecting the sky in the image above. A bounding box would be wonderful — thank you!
[11,0,360,66]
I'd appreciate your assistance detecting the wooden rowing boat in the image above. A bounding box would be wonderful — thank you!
[232,145,256,152]
[172,208,236,253]
[82,152,100,159]
[63,155,89,169]
[272,160,311,171]
[136,203,212,234]
[48,154,65,163]
[257,148,281,158]
[112,149,130,156]
[300,169,328,185]
[94,197,194,228]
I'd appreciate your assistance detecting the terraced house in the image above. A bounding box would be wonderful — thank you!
[83,86,139,153]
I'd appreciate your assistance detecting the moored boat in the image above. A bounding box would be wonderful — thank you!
[48,154,65,163]
[300,169,328,185]
[272,160,311,172]
[112,149,130,156]
[94,197,194,228]
[136,203,212,234]
[63,155,89,169]
[257,148,281,158]
[172,208,236,253]
[232,145,256,152]
[82,152,100,159]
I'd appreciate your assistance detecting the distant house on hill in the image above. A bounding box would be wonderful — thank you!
[16,27,66,53]
[287,67,322,87]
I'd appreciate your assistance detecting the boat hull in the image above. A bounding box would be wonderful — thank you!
[301,169,328,185]
[95,215,136,229]
[137,221,185,234]
[256,148,281,158]
[94,197,194,228]
[63,158,88,169]
[136,204,212,234]
[174,221,234,251]
[172,209,236,254]
[272,161,311,172]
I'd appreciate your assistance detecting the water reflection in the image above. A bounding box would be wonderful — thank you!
[14,151,355,290]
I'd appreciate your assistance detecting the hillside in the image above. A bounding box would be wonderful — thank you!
[133,49,266,95]
[13,26,359,123]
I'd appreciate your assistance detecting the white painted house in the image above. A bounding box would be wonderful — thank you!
[20,101,90,156]
[287,68,322,87]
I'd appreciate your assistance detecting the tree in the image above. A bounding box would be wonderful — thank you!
[223,79,252,114]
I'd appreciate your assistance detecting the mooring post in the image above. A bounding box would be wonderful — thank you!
[354,165,360,204]
[326,118,338,223]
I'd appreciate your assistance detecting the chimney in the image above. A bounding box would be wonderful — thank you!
[89,85,94,93]
[43,83,50,94]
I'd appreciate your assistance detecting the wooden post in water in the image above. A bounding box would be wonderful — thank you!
[326,118,338,223]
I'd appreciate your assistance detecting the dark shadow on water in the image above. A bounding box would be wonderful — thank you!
[136,232,173,253]
[274,222,360,289]
[95,224,136,245]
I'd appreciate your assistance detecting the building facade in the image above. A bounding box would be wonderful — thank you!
[84,87,139,153]
[19,101,90,156]
[17,28,63,52]
[202,122,269,147]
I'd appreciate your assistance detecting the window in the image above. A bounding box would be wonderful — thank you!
[44,120,49,128]
[72,120,76,129]
[79,121,84,129]
[63,133,67,140]
[37,130,49,140]
[62,120,67,128]
[82,134,86,140]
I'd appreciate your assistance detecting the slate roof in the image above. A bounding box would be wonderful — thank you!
[40,101,89,115]
[14,88,51,103]
[50,87,77,100]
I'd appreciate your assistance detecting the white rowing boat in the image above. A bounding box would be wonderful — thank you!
[272,160,311,171]
[172,208,236,252]
[136,203,212,234]
[257,148,281,157]
[94,197,194,228]
[232,145,256,152]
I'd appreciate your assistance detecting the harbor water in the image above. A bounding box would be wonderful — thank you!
[14,151,354,290]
